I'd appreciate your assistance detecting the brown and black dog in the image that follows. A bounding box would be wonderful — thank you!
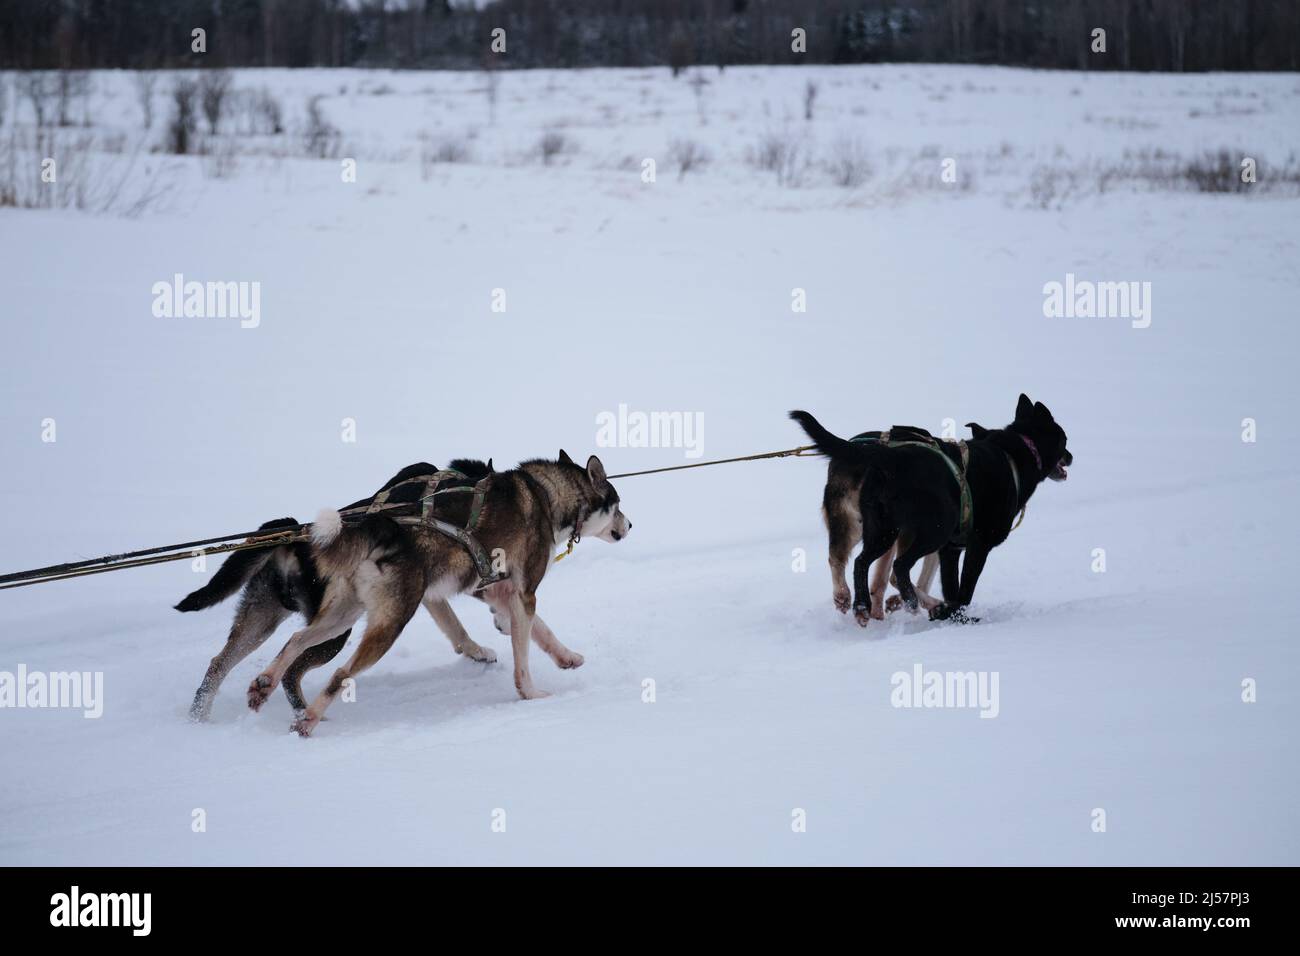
[795,395,1072,623]
[177,461,501,722]
[246,452,631,736]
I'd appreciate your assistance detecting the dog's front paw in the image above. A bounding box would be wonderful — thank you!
[852,604,872,628]
[517,686,552,700]
[832,587,851,613]
[554,649,584,670]
[462,642,498,664]
[247,673,274,712]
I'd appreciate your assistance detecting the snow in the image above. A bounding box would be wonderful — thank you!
[1,64,1297,865]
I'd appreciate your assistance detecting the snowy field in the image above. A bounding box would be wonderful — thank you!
[1,64,1298,865]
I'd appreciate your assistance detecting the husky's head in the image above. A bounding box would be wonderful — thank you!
[1012,393,1073,482]
[559,450,632,543]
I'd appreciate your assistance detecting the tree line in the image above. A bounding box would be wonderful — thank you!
[2,0,1297,72]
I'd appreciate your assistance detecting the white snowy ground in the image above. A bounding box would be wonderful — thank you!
[1,65,1298,865]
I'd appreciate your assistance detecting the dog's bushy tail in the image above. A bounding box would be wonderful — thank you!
[789,410,888,465]
[174,517,298,612]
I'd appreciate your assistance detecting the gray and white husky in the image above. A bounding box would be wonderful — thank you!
[177,460,505,722]
[246,451,631,736]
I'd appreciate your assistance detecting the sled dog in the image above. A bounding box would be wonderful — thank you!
[177,461,502,721]
[793,395,1071,622]
[246,451,631,736]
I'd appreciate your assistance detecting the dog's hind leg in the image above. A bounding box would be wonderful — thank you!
[281,632,351,715]
[527,616,584,670]
[248,597,362,713]
[424,597,497,664]
[292,595,424,736]
[913,553,942,611]
[825,500,861,614]
[189,582,290,722]
[868,542,895,620]
[891,533,930,614]
[851,530,894,628]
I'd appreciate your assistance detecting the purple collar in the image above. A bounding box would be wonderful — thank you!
[1019,434,1042,473]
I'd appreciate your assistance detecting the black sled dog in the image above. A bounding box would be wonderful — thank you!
[791,394,1072,622]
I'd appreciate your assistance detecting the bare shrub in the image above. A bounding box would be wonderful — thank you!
[1184,149,1250,193]
[420,132,473,179]
[750,128,807,187]
[167,77,198,154]
[484,68,500,125]
[17,73,56,127]
[198,134,240,179]
[804,80,819,121]
[302,95,340,158]
[825,136,870,187]
[133,71,158,129]
[537,129,572,166]
[669,138,710,180]
[198,70,233,135]
[0,127,174,215]
[231,87,284,135]
[55,70,92,127]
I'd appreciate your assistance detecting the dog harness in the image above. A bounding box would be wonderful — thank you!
[851,429,973,536]
[338,468,506,589]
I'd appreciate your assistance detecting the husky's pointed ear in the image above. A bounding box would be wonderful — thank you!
[1033,400,1053,422]
[1015,393,1034,424]
[586,455,608,487]
[558,449,574,466]
[966,422,989,439]
[486,458,494,472]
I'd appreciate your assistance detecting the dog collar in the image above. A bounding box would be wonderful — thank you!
[1019,434,1043,474]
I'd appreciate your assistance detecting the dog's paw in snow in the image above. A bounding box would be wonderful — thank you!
[553,649,584,669]
[460,642,497,664]
[247,673,274,711]
[929,603,979,624]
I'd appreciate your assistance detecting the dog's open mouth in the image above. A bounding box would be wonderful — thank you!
[1049,462,1068,481]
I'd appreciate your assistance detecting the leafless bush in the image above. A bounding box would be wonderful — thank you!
[537,129,572,166]
[55,70,92,127]
[484,68,500,125]
[749,128,807,187]
[825,136,870,187]
[133,71,158,129]
[804,80,819,121]
[669,138,710,180]
[1183,149,1250,193]
[167,77,199,154]
[420,132,473,178]
[198,70,233,134]
[230,87,284,135]
[302,95,340,158]
[0,127,174,215]
[17,73,56,127]
[198,134,240,179]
